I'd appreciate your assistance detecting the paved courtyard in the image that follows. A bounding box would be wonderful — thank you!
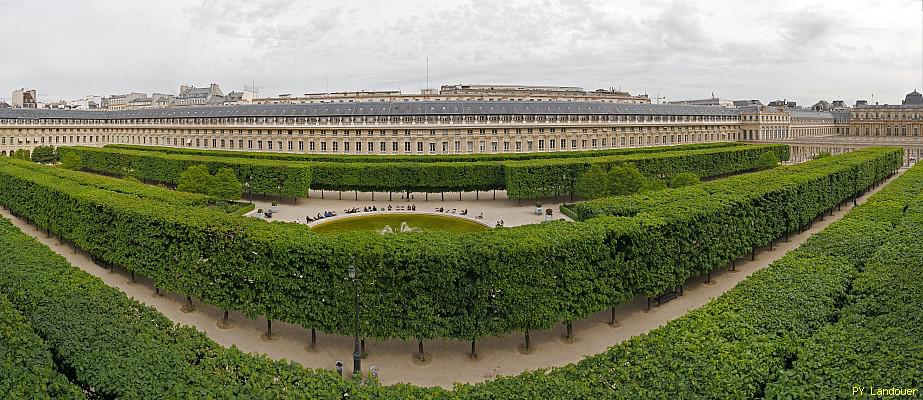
[245,189,573,228]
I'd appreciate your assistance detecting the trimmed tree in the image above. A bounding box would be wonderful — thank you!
[30,146,58,164]
[177,165,213,195]
[210,168,243,201]
[608,163,644,196]
[574,165,610,200]
[758,151,780,170]
[669,172,700,188]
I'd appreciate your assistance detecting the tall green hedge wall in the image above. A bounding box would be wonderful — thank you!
[0,148,897,343]
[58,147,312,198]
[59,143,789,198]
[0,151,918,398]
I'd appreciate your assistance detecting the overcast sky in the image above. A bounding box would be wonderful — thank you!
[1,0,921,106]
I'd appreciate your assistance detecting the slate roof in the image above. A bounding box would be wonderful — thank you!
[0,101,741,120]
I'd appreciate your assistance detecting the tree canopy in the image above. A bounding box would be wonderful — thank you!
[607,163,644,196]
[177,165,213,195]
[30,146,58,164]
[209,168,243,201]
[574,165,610,199]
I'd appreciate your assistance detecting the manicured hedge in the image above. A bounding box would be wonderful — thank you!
[456,155,923,399]
[64,143,788,198]
[502,143,789,198]
[109,142,740,163]
[2,157,209,207]
[0,148,896,344]
[0,216,444,399]
[765,167,923,398]
[57,146,313,199]
[0,292,85,399]
[0,153,917,399]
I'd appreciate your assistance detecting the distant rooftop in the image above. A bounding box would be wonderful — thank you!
[0,101,740,120]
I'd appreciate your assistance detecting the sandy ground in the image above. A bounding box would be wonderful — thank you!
[0,170,903,388]
[245,189,571,228]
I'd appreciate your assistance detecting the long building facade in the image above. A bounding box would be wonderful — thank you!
[0,100,859,158]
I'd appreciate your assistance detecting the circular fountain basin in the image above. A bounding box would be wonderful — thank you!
[310,212,490,234]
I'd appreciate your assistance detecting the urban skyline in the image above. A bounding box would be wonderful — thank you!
[1,0,920,106]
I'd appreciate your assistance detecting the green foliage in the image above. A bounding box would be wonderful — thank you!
[99,143,789,198]
[757,150,780,169]
[59,150,82,170]
[668,172,699,188]
[0,148,897,345]
[503,144,791,199]
[209,167,243,201]
[0,216,414,399]
[573,165,610,199]
[177,164,214,195]
[13,148,30,160]
[0,292,85,399]
[639,177,667,193]
[30,145,58,164]
[123,175,141,184]
[607,163,644,195]
[766,166,923,398]
[0,151,918,398]
[58,146,312,199]
[813,151,832,159]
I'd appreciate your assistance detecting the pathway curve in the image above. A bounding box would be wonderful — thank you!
[0,169,904,389]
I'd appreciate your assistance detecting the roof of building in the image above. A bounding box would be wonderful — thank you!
[0,101,741,120]
[904,90,923,105]
[789,110,835,119]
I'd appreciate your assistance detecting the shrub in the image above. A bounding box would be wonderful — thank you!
[668,172,699,188]
[574,165,610,199]
[177,164,213,195]
[30,145,58,164]
[757,150,780,169]
[209,168,243,201]
[608,163,644,195]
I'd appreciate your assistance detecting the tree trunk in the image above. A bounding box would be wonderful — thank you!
[418,340,425,361]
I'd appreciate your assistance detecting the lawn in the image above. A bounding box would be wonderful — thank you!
[311,213,488,234]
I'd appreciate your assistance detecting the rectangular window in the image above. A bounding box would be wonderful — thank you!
[344,142,351,152]
[571,139,577,148]
[310,141,316,151]
[417,142,423,152]
[268,141,273,150]
[212,139,217,147]
[538,139,544,149]
[332,142,338,152]
[248,140,253,149]
[405,142,411,152]
[321,142,327,151]
[298,141,303,151]
[515,141,522,151]
[278,141,283,150]
[429,142,436,152]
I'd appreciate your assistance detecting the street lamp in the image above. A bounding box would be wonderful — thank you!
[245,181,252,204]
[348,266,361,378]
